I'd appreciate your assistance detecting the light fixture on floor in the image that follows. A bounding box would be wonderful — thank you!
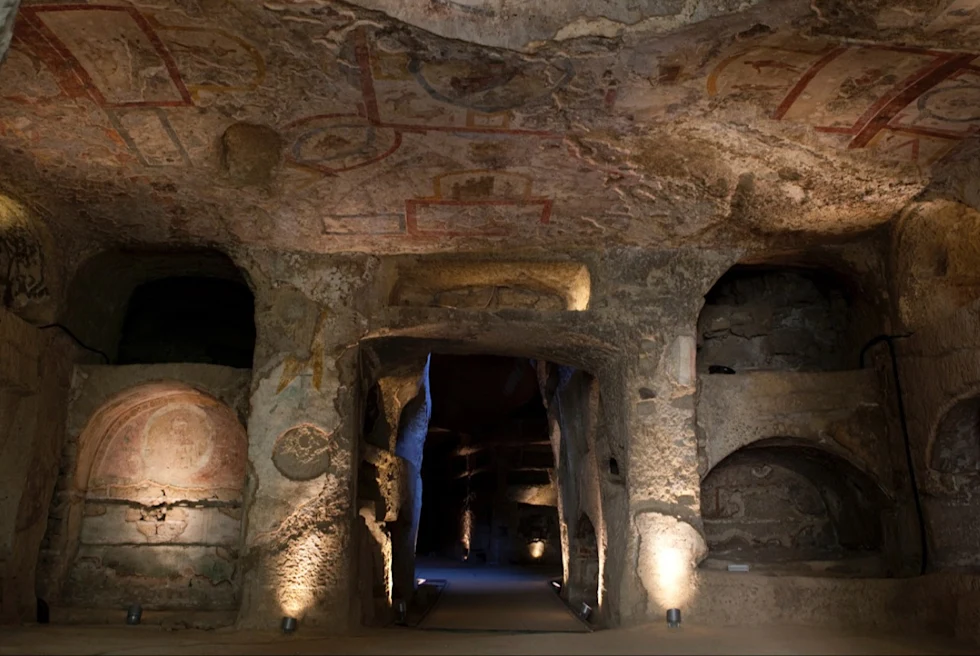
[125,604,142,625]
[550,580,562,592]
[579,602,592,621]
[666,607,681,628]
[395,599,407,625]
[281,616,298,634]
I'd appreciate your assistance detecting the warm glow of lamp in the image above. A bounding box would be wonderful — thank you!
[461,508,473,556]
[528,540,546,559]
[652,542,694,609]
[276,533,326,618]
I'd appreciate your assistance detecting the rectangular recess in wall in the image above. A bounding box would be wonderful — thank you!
[386,260,591,311]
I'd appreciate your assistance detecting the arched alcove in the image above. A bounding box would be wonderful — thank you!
[698,266,856,373]
[931,397,980,475]
[59,382,248,611]
[61,248,255,365]
[117,276,255,367]
[700,441,891,576]
[923,394,980,571]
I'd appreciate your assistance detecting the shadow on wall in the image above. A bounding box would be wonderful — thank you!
[699,439,894,577]
[567,513,599,611]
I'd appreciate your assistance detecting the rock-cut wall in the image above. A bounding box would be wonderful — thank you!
[37,365,251,616]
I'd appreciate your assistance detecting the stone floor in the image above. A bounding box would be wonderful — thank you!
[415,560,588,632]
[3,563,978,655]
[2,622,978,655]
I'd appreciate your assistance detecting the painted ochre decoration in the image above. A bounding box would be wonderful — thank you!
[83,383,247,504]
[407,169,552,237]
[272,424,334,481]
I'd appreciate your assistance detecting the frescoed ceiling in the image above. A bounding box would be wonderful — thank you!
[0,0,979,258]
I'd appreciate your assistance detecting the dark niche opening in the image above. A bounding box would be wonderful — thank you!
[117,276,255,367]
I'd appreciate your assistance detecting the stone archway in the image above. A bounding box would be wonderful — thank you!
[931,396,980,475]
[352,328,627,629]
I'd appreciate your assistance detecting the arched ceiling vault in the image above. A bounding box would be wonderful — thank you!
[0,0,978,260]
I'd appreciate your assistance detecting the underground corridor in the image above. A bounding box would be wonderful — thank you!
[356,349,606,633]
[8,0,980,653]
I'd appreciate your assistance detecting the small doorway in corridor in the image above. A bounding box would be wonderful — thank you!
[356,344,598,633]
[418,354,560,568]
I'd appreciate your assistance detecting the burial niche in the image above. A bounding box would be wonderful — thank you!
[698,267,854,373]
[117,276,255,367]
[61,382,247,611]
[61,248,255,365]
[924,395,980,570]
[700,441,889,576]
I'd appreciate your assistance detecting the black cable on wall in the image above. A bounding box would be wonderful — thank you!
[860,333,927,576]
[38,323,111,364]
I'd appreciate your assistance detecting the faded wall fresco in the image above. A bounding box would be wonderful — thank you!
[0,0,975,255]
[0,195,53,322]
[54,381,248,610]
[708,35,980,167]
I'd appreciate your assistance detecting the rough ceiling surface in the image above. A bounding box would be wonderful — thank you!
[0,0,979,261]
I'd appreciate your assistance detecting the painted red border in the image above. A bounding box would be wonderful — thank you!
[405,198,552,237]
[772,46,847,120]
[351,27,563,138]
[849,53,978,148]
[18,4,192,108]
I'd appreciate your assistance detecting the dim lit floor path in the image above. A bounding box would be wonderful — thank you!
[414,558,588,633]
[1,623,978,656]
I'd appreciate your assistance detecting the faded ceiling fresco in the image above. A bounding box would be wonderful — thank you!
[0,0,979,259]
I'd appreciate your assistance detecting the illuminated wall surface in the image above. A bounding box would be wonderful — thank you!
[63,382,247,610]
[6,2,980,640]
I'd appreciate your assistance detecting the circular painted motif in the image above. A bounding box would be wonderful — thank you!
[141,404,215,484]
[917,84,980,123]
[286,114,400,174]
[272,424,333,481]
[409,56,573,113]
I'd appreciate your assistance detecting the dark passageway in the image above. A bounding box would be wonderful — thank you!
[418,354,560,567]
[410,354,584,632]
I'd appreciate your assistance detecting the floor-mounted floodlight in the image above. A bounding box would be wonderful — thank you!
[125,604,142,626]
[580,602,592,621]
[281,616,298,634]
[666,608,681,628]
